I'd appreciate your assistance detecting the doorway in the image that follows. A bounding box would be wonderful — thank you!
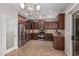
[72,10,79,56]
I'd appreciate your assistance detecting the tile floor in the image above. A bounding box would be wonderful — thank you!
[6,40,64,56]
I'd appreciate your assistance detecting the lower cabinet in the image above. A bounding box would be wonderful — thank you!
[31,33,38,40]
[45,33,53,41]
[30,33,53,41]
[53,36,64,50]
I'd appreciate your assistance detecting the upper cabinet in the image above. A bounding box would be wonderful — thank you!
[25,21,31,29]
[38,20,45,29]
[57,14,65,29]
[25,20,39,29]
[32,21,39,29]
[45,21,57,30]
[25,20,58,30]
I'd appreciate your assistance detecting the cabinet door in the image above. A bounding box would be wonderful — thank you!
[53,37,58,49]
[58,37,64,50]
[35,22,39,29]
[32,22,36,29]
[47,22,48,29]
[58,14,65,29]
[60,14,64,29]
[45,22,47,29]
[38,20,45,29]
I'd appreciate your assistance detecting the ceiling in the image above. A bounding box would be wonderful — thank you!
[9,3,69,20]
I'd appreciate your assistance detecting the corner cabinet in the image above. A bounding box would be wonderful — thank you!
[57,14,65,29]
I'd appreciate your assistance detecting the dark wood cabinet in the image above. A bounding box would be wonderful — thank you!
[32,21,39,29]
[26,21,39,29]
[45,33,53,41]
[57,14,65,29]
[53,36,64,50]
[25,21,30,29]
[38,20,45,29]
[31,33,38,39]
[53,36,58,49]
[45,21,57,30]
[25,20,58,41]
[25,20,57,30]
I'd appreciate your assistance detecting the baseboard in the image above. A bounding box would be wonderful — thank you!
[65,50,70,56]
[64,52,68,56]
[0,51,2,56]
[2,46,18,56]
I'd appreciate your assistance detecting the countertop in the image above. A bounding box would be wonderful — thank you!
[25,30,64,37]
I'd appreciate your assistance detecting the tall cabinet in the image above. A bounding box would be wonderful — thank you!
[57,14,65,29]
[53,14,65,50]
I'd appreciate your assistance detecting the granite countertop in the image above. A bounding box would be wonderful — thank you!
[25,30,64,37]
[55,31,64,37]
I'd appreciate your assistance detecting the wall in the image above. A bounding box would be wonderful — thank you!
[63,3,79,56]
[0,3,18,55]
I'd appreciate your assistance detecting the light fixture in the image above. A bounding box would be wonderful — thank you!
[48,15,52,18]
[20,3,41,19]
[25,13,27,15]
[36,4,40,11]
[39,16,42,19]
[49,10,52,13]
[26,3,40,13]
[20,3,24,9]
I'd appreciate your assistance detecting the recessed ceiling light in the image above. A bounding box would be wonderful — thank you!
[36,5,40,10]
[25,13,27,15]
[49,10,52,13]
[20,3,24,9]
[49,15,52,18]
[39,16,42,19]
